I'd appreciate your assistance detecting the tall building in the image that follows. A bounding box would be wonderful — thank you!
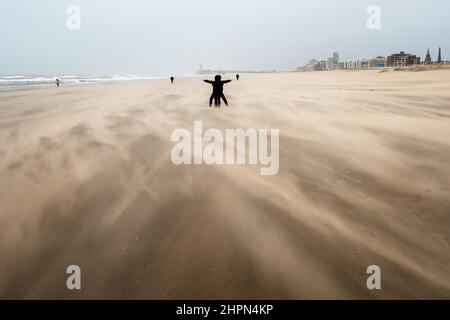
[319,60,329,71]
[333,52,339,65]
[424,48,432,64]
[387,51,420,67]
[438,47,442,63]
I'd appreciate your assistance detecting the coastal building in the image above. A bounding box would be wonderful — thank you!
[424,49,432,64]
[368,56,386,68]
[338,60,350,70]
[299,51,385,72]
[338,59,361,70]
[297,51,340,71]
[297,59,319,71]
[438,47,442,63]
[386,52,420,67]
[327,57,335,69]
[337,57,385,70]
[333,52,339,65]
[318,60,329,71]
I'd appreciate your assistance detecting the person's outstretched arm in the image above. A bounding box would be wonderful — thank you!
[222,80,232,84]
[204,80,213,84]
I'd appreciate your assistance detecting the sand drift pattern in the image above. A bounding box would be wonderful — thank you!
[0,71,449,299]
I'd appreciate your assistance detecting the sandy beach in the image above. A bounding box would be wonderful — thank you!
[0,70,449,299]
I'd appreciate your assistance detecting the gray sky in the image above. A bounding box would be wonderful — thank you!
[1,0,449,75]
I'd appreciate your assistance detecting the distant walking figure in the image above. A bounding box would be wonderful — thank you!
[204,75,232,107]
[55,78,60,88]
[170,76,174,84]
[236,74,240,81]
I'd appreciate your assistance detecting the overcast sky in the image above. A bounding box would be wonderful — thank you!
[1,0,449,75]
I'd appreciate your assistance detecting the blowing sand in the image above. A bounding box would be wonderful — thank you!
[0,70,449,299]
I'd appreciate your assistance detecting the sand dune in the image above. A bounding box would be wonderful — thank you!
[0,70,449,299]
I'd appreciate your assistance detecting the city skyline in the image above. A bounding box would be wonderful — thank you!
[306,47,445,65]
[299,46,446,72]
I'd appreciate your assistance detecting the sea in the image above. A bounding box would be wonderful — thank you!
[0,74,193,90]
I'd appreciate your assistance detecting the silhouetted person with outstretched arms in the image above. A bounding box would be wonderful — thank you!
[170,76,174,84]
[55,78,60,88]
[236,74,240,81]
[204,75,232,107]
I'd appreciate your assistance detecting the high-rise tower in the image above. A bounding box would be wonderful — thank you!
[424,48,432,64]
[438,47,442,63]
[333,52,339,65]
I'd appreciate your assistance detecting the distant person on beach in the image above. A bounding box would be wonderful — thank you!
[55,78,60,88]
[170,76,174,84]
[203,75,232,107]
[236,74,240,81]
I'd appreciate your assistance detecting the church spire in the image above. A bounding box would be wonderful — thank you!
[425,48,432,64]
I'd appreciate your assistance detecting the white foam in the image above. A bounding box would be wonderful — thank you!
[0,74,194,90]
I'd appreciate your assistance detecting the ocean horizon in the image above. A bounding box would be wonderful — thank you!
[0,74,198,90]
